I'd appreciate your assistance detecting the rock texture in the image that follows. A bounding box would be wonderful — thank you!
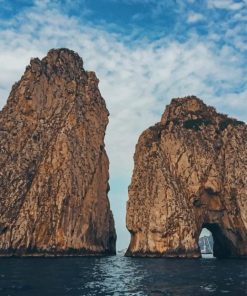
[0,48,116,256]
[126,96,247,258]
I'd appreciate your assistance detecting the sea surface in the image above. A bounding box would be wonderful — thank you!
[0,254,246,296]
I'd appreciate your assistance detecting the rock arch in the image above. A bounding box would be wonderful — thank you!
[200,223,236,259]
[126,97,247,258]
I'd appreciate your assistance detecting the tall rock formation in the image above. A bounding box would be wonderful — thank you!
[0,48,116,256]
[126,96,247,258]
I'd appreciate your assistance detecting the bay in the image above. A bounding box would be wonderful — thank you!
[0,255,246,295]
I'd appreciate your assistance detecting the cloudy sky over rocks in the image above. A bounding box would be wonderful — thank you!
[0,0,246,248]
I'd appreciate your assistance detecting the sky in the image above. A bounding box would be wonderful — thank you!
[0,0,246,250]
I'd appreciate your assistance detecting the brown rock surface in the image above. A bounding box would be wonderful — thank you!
[126,96,247,258]
[0,48,116,256]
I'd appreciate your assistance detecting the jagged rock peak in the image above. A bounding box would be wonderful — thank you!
[161,95,244,127]
[126,96,247,259]
[27,48,85,80]
[45,48,84,66]
[0,48,116,256]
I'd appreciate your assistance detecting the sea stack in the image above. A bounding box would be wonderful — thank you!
[126,96,247,258]
[0,49,116,256]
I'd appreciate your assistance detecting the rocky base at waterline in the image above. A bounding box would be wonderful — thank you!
[125,249,200,258]
[126,96,247,259]
[0,248,115,257]
[0,48,116,256]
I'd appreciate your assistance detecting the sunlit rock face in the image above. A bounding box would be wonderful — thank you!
[0,48,116,256]
[126,96,247,258]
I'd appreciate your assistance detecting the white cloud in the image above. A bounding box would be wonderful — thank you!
[0,0,246,249]
[187,12,204,23]
[207,0,244,10]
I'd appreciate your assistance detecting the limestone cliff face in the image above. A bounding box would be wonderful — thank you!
[0,48,116,256]
[126,96,247,258]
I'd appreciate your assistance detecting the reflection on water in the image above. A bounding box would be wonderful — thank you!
[201,253,214,259]
[0,255,246,295]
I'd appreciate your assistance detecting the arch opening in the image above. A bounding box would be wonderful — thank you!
[199,227,214,258]
[199,223,236,259]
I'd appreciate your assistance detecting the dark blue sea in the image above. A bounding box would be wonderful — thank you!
[0,254,246,296]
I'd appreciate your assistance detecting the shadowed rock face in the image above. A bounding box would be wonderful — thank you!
[126,96,247,258]
[0,48,116,256]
